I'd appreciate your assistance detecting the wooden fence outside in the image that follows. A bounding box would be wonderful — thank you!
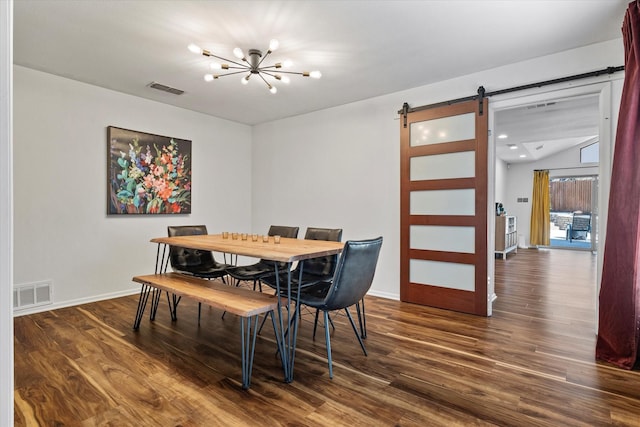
[550,179,592,213]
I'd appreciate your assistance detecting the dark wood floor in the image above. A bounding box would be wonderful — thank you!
[14,249,640,426]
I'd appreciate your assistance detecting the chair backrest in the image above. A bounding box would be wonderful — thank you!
[572,214,591,231]
[302,227,343,277]
[167,225,216,271]
[259,225,299,266]
[321,237,383,311]
[267,225,299,238]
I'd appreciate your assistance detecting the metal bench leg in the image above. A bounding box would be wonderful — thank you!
[149,288,162,321]
[133,284,152,329]
[240,314,261,390]
[268,310,286,373]
[166,292,181,321]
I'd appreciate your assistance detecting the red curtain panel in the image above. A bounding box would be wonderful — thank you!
[596,0,640,369]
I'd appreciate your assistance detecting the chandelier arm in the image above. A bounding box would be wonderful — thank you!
[257,72,273,90]
[260,71,288,81]
[256,50,272,68]
[213,70,250,78]
[202,52,246,68]
[265,70,310,76]
[258,66,280,71]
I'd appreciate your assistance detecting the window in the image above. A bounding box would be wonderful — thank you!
[580,142,599,164]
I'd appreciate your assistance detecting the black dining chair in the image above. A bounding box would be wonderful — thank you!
[261,227,343,292]
[294,236,382,378]
[225,225,299,291]
[167,225,230,278]
[167,225,231,322]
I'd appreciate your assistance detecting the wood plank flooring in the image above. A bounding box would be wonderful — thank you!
[14,248,640,426]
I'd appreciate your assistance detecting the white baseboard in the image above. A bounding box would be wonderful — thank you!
[367,289,400,301]
[13,287,140,317]
[14,286,400,317]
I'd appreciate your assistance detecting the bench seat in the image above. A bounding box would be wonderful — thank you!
[132,272,281,389]
[132,273,278,317]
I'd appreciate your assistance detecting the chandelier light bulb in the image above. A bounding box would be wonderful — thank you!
[269,39,279,51]
[309,70,322,79]
[269,85,277,94]
[204,74,214,82]
[241,75,250,85]
[210,62,222,70]
[233,47,244,59]
[282,60,293,68]
[188,44,202,54]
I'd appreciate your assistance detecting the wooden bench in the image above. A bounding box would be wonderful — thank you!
[132,272,281,389]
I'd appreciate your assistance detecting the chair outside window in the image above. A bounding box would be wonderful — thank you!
[566,213,591,242]
[226,225,299,291]
[294,236,382,378]
[167,225,231,321]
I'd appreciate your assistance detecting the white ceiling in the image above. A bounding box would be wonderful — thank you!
[14,0,626,131]
[494,95,600,164]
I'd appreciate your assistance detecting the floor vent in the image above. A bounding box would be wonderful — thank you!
[148,81,184,95]
[13,281,52,311]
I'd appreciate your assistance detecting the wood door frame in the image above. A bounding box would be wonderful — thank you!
[400,99,488,316]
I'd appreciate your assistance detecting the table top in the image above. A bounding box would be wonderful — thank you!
[151,234,344,262]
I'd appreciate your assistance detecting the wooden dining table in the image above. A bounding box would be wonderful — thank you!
[147,233,344,383]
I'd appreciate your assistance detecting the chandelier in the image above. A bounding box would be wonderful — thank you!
[188,39,321,94]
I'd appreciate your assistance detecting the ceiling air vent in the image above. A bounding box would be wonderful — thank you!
[148,82,184,95]
[526,102,556,110]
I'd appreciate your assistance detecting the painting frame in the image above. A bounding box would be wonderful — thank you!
[107,126,192,215]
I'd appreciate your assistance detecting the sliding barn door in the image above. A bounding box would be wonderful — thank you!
[400,99,488,315]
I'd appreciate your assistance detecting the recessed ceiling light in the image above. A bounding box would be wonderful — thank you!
[508,144,517,150]
[498,134,508,139]
[519,154,526,158]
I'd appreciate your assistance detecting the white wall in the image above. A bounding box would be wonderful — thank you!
[252,102,399,299]
[252,39,624,300]
[13,66,253,312]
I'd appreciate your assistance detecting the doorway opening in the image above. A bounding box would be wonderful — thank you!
[489,81,613,319]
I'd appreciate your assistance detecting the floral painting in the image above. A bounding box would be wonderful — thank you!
[107,126,191,215]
